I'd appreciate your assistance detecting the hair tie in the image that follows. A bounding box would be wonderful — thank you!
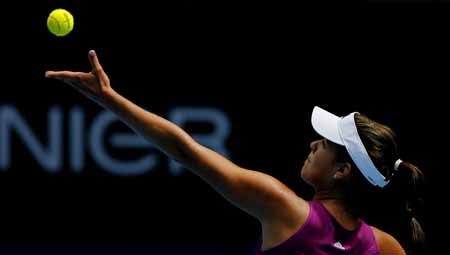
[394,159,403,171]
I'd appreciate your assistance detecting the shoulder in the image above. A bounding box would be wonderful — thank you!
[250,171,310,218]
[257,178,310,251]
[263,178,310,226]
[371,226,406,255]
[260,193,311,251]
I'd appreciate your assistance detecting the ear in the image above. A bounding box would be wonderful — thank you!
[334,162,352,181]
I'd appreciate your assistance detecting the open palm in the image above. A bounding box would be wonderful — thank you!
[45,50,111,105]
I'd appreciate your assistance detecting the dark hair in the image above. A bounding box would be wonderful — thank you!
[335,113,426,255]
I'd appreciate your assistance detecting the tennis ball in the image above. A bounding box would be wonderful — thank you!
[47,9,74,37]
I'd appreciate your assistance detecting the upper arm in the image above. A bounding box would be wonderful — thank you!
[372,227,407,255]
[181,142,309,223]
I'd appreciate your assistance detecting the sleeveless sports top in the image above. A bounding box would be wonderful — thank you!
[256,200,380,255]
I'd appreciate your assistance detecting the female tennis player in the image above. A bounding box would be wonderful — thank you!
[45,50,425,255]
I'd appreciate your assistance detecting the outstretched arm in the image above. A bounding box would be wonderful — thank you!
[45,50,308,223]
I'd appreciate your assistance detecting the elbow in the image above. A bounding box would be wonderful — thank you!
[168,134,201,168]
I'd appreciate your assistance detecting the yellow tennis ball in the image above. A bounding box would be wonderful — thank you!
[47,9,74,37]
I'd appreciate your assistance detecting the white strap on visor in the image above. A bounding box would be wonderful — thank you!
[338,113,390,188]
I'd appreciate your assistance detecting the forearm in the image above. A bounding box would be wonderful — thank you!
[102,88,196,164]
[100,89,292,222]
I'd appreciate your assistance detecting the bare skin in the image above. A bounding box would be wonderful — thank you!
[45,50,406,255]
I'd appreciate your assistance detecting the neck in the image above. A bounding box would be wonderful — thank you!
[313,187,344,201]
[313,189,359,220]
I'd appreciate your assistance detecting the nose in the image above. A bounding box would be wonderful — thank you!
[310,140,320,152]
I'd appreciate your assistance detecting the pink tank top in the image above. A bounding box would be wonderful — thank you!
[256,200,380,255]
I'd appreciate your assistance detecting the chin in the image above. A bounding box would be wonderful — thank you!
[300,168,316,185]
[300,167,308,180]
[301,175,314,187]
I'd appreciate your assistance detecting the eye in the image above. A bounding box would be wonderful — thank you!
[322,140,327,149]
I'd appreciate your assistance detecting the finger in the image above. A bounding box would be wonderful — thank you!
[45,71,80,80]
[88,50,103,73]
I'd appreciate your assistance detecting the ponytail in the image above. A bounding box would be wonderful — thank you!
[394,161,426,253]
[410,217,425,245]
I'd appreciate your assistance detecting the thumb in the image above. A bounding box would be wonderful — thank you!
[88,50,104,73]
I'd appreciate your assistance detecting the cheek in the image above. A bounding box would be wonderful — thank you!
[302,157,334,182]
[314,151,336,172]
[313,160,330,173]
[301,162,322,183]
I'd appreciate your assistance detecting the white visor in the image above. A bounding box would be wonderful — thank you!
[311,106,389,188]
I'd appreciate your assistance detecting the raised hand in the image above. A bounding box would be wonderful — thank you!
[45,50,112,105]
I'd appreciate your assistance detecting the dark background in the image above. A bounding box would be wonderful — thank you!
[0,0,444,254]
